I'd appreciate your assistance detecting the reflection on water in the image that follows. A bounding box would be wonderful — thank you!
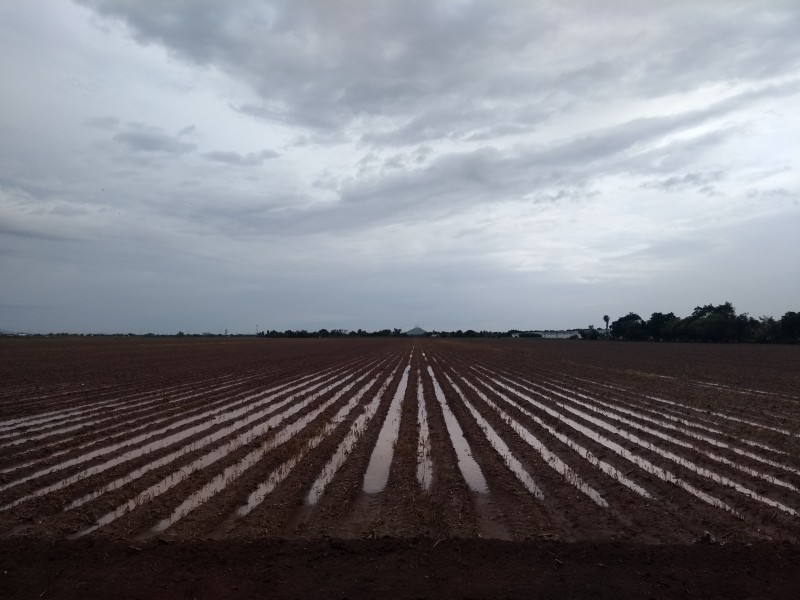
[239,357,407,516]
[307,361,408,505]
[444,373,543,499]
[362,364,411,493]
[465,370,650,499]
[0,368,337,497]
[0,366,361,513]
[426,364,488,494]
[416,375,433,491]
[69,363,390,537]
[541,379,800,492]
[481,370,740,516]
[511,373,799,516]
[448,372,606,506]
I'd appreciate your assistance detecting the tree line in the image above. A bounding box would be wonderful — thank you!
[257,328,404,338]
[255,329,514,338]
[582,302,800,343]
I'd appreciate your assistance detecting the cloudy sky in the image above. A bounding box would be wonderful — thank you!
[1,1,798,334]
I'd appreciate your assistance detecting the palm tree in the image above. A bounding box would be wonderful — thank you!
[603,315,610,338]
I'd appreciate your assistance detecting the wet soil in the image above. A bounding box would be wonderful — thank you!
[2,537,800,599]
[1,337,799,597]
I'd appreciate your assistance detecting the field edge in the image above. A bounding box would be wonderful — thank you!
[2,536,800,599]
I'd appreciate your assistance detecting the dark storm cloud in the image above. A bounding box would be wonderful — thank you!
[202,149,280,166]
[112,123,196,155]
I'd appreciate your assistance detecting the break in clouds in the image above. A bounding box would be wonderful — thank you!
[0,0,798,333]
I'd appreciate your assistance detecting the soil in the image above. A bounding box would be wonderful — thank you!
[1,336,799,598]
[3,537,800,599]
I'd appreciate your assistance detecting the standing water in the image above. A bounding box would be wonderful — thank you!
[416,374,433,491]
[362,364,411,493]
[426,365,488,494]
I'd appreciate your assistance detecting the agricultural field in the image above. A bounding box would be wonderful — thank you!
[1,337,799,598]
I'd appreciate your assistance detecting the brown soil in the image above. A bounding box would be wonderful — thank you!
[3,538,800,599]
[1,337,799,598]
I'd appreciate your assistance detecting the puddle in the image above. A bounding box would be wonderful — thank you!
[0,369,337,473]
[0,373,283,448]
[63,362,392,513]
[307,361,410,505]
[237,445,308,518]
[0,372,262,434]
[72,362,394,537]
[362,364,411,493]
[492,371,798,517]
[479,371,740,516]
[425,364,488,494]
[0,366,348,496]
[416,375,433,491]
[0,384,178,432]
[1,363,378,510]
[675,402,797,438]
[553,374,792,457]
[444,374,543,499]
[694,380,798,400]
[450,373,607,507]
[1,418,111,447]
[0,408,160,448]
[464,373,650,498]
[571,375,799,439]
[537,380,800,492]
[240,358,406,517]
[155,368,393,532]
[0,384,117,421]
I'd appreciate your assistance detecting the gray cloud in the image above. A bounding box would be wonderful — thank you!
[642,172,724,193]
[77,0,800,145]
[0,223,76,242]
[85,115,120,130]
[112,123,196,155]
[202,149,280,166]
[0,1,797,334]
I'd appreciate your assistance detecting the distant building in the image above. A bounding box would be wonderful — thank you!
[405,326,428,337]
[532,330,582,339]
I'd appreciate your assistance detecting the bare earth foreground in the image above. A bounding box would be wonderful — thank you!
[1,337,799,598]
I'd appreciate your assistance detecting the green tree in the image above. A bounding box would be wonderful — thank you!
[781,311,800,340]
[581,325,600,340]
[610,313,646,340]
[645,312,679,340]
[754,316,781,343]
[691,301,735,320]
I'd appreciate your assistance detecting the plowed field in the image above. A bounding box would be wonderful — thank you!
[2,337,799,598]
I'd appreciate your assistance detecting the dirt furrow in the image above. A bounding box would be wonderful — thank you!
[55,352,403,540]
[0,356,388,536]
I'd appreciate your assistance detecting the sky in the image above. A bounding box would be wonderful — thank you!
[1,0,798,334]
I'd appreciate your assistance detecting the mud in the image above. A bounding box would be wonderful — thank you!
[1,336,799,597]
